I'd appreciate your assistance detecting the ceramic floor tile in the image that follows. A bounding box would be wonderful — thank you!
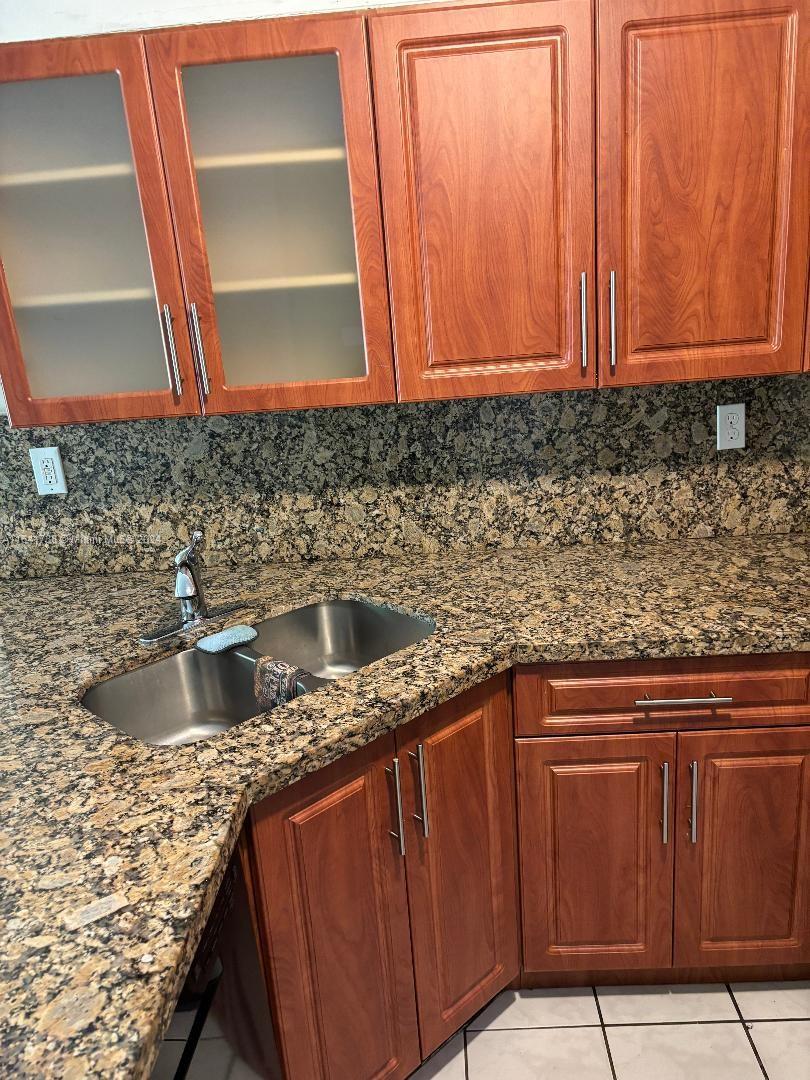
[732,980,810,1020]
[466,1026,612,1079]
[597,983,737,1024]
[748,1019,810,1080]
[467,987,600,1030]
[606,1022,762,1080]
[409,1033,466,1079]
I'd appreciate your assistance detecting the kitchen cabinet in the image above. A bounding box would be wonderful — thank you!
[517,733,675,972]
[247,673,517,1077]
[675,727,810,967]
[3,3,809,424]
[598,0,810,385]
[516,656,810,980]
[370,0,596,400]
[146,15,395,415]
[0,34,198,425]
[248,733,420,1080]
[395,674,519,1054]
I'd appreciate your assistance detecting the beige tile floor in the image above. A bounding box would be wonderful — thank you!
[409,982,810,1079]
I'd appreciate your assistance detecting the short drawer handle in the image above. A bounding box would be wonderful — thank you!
[635,691,733,708]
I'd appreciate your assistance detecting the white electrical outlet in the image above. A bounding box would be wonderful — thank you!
[30,446,67,495]
[716,403,746,451]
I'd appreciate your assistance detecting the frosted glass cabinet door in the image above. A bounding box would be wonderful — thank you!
[0,35,198,426]
[147,15,395,414]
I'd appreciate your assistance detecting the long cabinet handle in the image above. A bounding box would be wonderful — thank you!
[580,271,588,372]
[609,269,617,372]
[408,744,430,838]
[635,692,733,708]
[689,760,699,844]
[661,762,670,845]
[385,758,406,857]
[161,304,183,396]
[189,302,210,398]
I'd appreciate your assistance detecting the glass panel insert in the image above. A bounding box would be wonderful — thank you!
[0,72,166,398]
[181,53,366,385]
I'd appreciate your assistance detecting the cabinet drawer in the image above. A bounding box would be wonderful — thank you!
[515,654,810,736]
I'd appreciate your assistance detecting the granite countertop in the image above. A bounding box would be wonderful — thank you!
[0,534,808,1077]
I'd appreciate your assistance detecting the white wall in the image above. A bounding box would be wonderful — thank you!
[0,0,425,44]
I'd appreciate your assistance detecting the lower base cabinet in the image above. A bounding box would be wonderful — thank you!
[516,657,810,981]
[244,658,810,1078]
[246,673,518,1080]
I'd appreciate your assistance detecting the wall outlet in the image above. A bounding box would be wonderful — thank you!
[716,403,746,451]
[30,446,67,495]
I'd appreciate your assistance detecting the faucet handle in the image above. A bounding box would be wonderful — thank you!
[175,530,204,568]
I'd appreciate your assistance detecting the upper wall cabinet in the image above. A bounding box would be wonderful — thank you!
[598,0,810,385]
[0,35,199,425]
[146,16,395,414]
[370,0,596,401]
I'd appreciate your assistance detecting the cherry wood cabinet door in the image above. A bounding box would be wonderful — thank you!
[0,35,198,425]
[395,674,519,1055]
[370,1,596,401]
[675,726,810,967]
[518,733,676,972]
[248,734,420,1080]
[146,15,395,414]
[598,0,810,385]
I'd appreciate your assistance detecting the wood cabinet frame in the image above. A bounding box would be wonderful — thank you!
[247,733,420,1080]
[370,0,597,400]
[518,732,676,972]
[675,726,810,967]
[597,0,810,386]
[0,34,199,425]
[146,15,396,415]
[395,673,519,1054]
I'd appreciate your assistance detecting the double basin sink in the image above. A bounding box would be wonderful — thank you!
[82,600,435,747]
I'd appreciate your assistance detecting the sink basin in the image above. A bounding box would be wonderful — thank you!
[251,599,435,680]
[82,600,434,746]
[82,647,259,746]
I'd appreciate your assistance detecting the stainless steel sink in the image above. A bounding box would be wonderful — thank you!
[250,599,435,681]
[82,647,259,747]
[82,600,434,746]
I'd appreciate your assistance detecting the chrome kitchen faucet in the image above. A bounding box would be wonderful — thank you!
[139,531,241,645]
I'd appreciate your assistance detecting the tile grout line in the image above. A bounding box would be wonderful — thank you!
[593,986,618,1080]
[467,1018,775,1031]
[727,983,770,1080]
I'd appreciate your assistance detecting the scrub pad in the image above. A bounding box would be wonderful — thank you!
[195,624,257,654]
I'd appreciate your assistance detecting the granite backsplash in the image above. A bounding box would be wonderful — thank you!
[0,375,807,580]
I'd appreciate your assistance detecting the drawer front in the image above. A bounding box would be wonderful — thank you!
[515,654,810,736]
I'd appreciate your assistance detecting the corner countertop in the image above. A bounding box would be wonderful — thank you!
[0,534,808,1077]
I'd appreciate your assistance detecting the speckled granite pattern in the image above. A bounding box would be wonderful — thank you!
[1,375,807,579]
[0,534,808,1077]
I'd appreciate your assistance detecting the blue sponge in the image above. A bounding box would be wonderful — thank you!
[195,624,258,654]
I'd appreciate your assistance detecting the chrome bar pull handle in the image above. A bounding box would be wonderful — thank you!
[661,762,670,845]
[689,761,699,844]
[580,271,588,371]
[409,744,430,838]
[635,692,733,708]
[386,758,406,857]
[189,303,210,398]
[609,269,617,372]
[161,304,183,397]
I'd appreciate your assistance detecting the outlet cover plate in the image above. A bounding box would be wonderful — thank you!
[30,446,67,495]
[717,403,746,451]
